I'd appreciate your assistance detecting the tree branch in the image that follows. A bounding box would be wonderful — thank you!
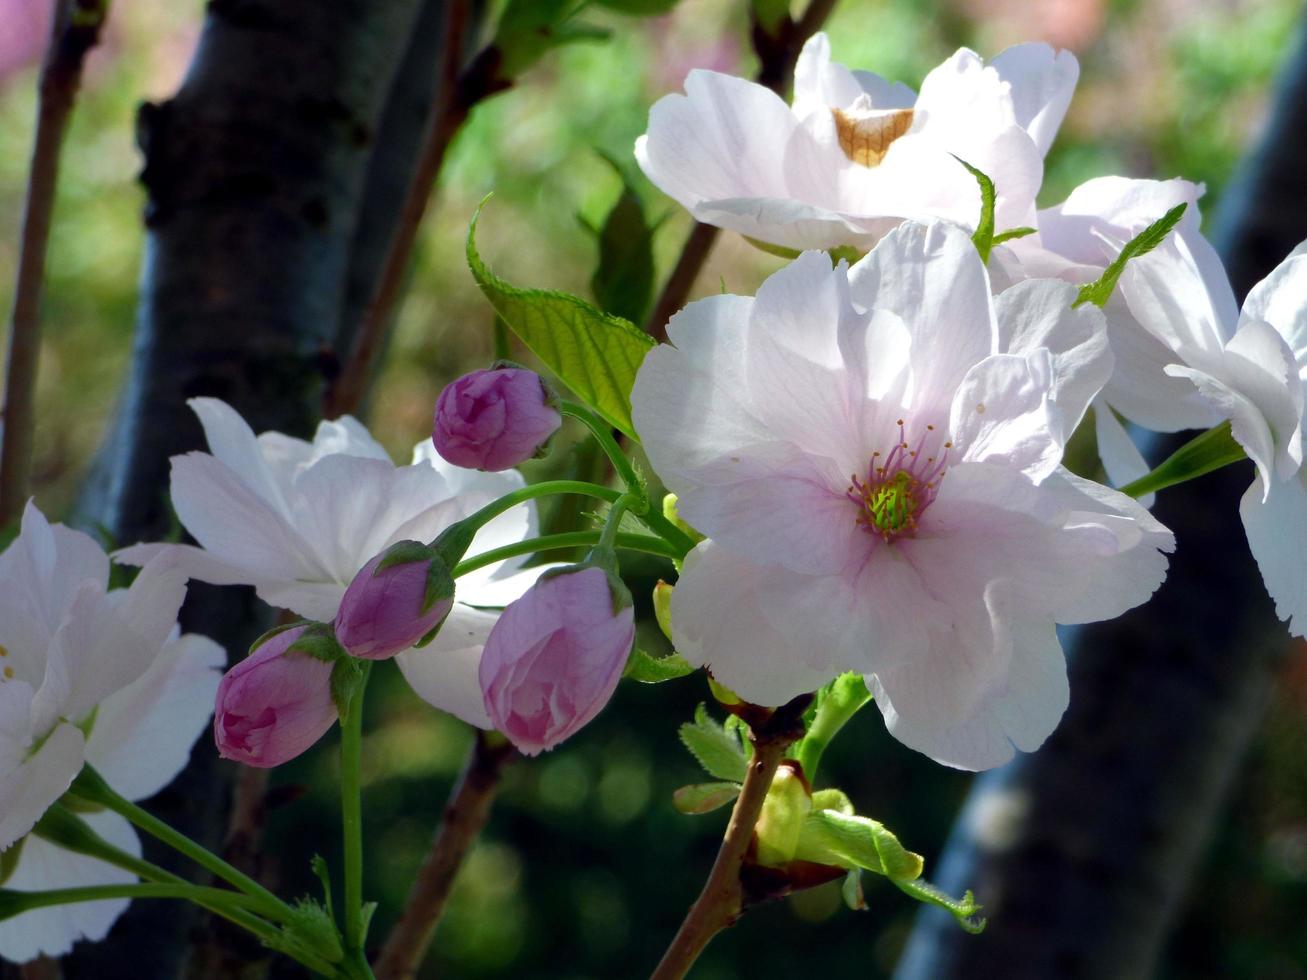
[372,733,516,980]
[0,0,109,526]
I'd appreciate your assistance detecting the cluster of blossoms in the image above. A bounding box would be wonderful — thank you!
[3,25,1305,971]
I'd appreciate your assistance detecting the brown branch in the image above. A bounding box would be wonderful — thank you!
[0,0,109,526]
[643,0,842,342]
[325,0,510,419]
[373,732,516,980]
[648,698,810,980]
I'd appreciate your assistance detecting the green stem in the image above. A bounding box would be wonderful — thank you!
[0,882,271,917]
[454,531,678,577]
[792,675,873,780]
[341,663,372,972]
[1118,420,1246,499]
[560,401,647,507]
[457,479,621,534]
[597,493,637,554]
[71,768,290,919]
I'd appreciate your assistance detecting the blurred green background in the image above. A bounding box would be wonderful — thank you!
[4,0,1307,976]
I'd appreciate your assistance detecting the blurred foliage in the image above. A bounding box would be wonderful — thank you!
[3,0,1307,977]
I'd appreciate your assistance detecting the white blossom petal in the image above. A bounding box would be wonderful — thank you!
[395,604,496,728]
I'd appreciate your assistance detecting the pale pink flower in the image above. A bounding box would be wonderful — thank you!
[433,367,561,471]
[631,222,1174,770]
[213,625,337,768]
[479,567,634,755]
[636,32,1077,251]
[116,399,558,728]
[990,176,1234,490]
[0,503,223,962]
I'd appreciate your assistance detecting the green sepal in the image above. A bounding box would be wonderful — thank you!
[744,237,801,260]
[374,540,435,572]
[286,623,348,665]
[754,766,811,867]
[361,901,378,943]
[424,555,456,616]
[467,197,655,439]
[672,782,741,815]
[280,898,344,965]
[811,788,854,815]
[661,494,705,545]
[623,648,695,683]
[1074,202,1188,308]
[249,619,311,654]
[1119,419,1246,499]
[0,840,24,887]
[412,604,454,649]
[32,804,118,863]
[679,703,748,783]
[329,658,366,722]
[841,869,867,911]
[952,155,997,263]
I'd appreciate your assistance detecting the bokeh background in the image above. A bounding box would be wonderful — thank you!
[3,0,1307,976]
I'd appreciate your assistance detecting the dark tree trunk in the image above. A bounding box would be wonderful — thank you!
[894,21,1307,980]
[65,1,444,975]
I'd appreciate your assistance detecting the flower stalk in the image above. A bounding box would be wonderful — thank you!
[340,663,373,973]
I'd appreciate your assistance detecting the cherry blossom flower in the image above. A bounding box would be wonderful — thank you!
[115,399,554,728]
[990,176,1233,489]
[480,566,634,755]
[0,503,224,961]
[631,223,1174,770]
[1117,237,1307,634]
[635,32,1077,252]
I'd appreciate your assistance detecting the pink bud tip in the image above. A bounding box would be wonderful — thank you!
[433,367,561,471]
[479,566,634,755]
[214,625,338,768]
[335,548,454,660]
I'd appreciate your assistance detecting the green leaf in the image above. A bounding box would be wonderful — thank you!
[794,809,925,881]
[1119,419,1246,499]
[587,155,661,325]
[841,869,867,911]
[594,0,681,13]
[624,648,696,683]
[793,673,872,779]
[953,155,997,262]
[1074,202,1188,308]
[811,788,854,815]
[494,0,610,78]
[310,854,335,924]
[744,236,802,260]
[679,703,748,782]
[890,878,986,934]
[672,781,741,815]
[467,200,655,439]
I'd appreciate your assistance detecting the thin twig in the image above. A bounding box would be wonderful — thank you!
[648,701,809,980]
[642,0,843,342]
[0,0,110,526]
[325,0,509,418]
[373,733,516,980]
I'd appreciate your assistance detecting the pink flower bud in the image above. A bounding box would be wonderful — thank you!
[479,566,634,755]
[214,625,338,768]
[433,367,561,471]
[335,545,455,660]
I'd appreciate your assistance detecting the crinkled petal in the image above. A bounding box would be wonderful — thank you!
[395,604,495,728]
[848,221,995,419]
[0,721,85,850]
[85,633,224,802]
[189,398,293,516]
[0,810,140,962]
[1241,471,1307,636]
[950,351,1061,482]
[671,543,839,705]
[1241,239,1307,377]
[1092,400,1155,507]
[990,43,1079,156]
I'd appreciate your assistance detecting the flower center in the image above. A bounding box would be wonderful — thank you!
[831,106,914,167]
[848,419,950,542]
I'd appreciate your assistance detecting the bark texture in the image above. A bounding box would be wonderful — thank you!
[893,22,1307,980]
[67,1,435,975]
